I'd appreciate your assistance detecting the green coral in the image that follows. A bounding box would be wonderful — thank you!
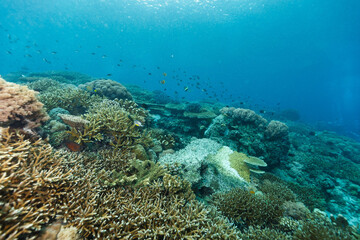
[67,99,152,150]
[102,159,166,188]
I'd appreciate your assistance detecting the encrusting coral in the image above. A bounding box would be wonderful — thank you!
[0,77,49,131]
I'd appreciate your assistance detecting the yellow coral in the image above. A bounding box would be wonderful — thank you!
[229,152,251,182]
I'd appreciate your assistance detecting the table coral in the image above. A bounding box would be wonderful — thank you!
[0,77,48,131]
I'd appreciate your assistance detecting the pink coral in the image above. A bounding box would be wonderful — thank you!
[0,77,48,130]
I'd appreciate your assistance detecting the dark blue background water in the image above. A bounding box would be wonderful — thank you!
[1,0,359,139]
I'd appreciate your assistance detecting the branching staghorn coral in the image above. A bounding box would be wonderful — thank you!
[0,127,77,239]
[51,148,241,239]
[67,99,153,149]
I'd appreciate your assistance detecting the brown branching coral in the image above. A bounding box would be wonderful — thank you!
[292,210,357,240]
[151,128,176,150]
[0,127,76,239]
[163,173,195,201]
[1,125,240,239]
[0,77,49,131]
[211,187,284,227]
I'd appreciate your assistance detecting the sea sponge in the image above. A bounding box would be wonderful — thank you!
[79,79,133,100]
[0,77,49,130]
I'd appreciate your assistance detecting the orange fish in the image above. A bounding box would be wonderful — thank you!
[249,190,256,194]
[163,72,167,77]
[65,141,81,152]
[160,80,166,84]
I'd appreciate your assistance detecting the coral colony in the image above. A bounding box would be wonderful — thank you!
[0,72,359,239]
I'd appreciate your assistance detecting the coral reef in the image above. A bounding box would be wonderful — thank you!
[66,99,152,150]
[211,187,284,227]
[0,126,241,239]
[79,79,133,100]
[205,107,290,168]
[158,138,222,187]
[159,139,255,198]
[0,77,48,131]
[26,77,61,92]
[0,127,75,239]
[38,87,102,114]
[22,71,93,85]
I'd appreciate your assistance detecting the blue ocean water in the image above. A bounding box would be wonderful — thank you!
[1,0,359,139]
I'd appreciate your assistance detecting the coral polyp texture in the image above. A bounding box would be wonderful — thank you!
[79,79,133,100]
[0,77,49,130]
